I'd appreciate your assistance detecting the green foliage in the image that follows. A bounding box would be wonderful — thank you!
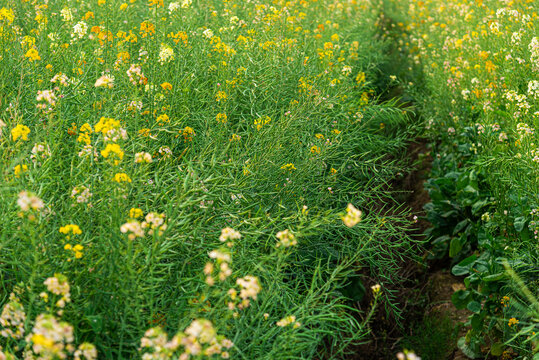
[399,315,458,360]
[382,0,539,358]
[0,0,420,359]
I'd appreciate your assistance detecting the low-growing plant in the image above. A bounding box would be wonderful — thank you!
[382,0,539,357]
[0,0,420,358]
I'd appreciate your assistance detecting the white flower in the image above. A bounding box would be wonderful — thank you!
[203,29,214,39]
[36,90,57,106]
[276,229,297,247]
[528,80,539,99]
[208,250,231,262]
[120,221,145,240]
[236,276,261,300]
[72,21,88,39]
[276,315,301,328]
[219,227,241,242]
[94,75,114,88]
[530,37,539,71]
[60,7,73,22]
[341,204,362,227]
[168,2,181,12]
[135,152,153,164]
[158,44,174,64]
[17,191,44,212]
[0,120,6,137]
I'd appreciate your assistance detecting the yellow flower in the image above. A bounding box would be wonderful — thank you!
[129,208,144,218]
[140,21,156,37]
[216,113,227,123]
[80,123,93,133]
[161,82,172,91]
[113,173,132,183]
[156,114,169,125]
[65,243,83,259]
[280,163,296,171]
[31,334,54,349]
[341,204,362,227]
[310,145,320,154]
[508,318,519,327]
[485,60,496,73]
[215,91,228,102]
[14,164,28,177]
[356,72,366,84]
[11,124,30,141]
[168,31,189,45]
[0,7,15,24]
[101,143,124,162]
[254,116,271,131]
[95,117,120,134]
[181,126,195,142]
[139,128,151,137]
[77,132,91,145]
[120,3,128,10]
[117,51,130,62]
[25,48,41,62]
[59,224,82,236]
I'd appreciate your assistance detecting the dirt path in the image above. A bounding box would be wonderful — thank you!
[350,138,471,360]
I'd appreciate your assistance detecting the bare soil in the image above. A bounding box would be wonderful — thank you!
[350,138,470,360]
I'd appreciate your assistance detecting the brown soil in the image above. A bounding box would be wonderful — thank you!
[426,271,470,360]
[348,137,470,360]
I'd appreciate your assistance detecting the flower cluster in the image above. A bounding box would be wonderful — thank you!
[275,229,297,248]
[219,227,241,246]
[121,212,167,240]
[43,274,71,308]
[341,204,362,227]
[140,319,233,359]
[31,143,52,164]
[17,191,44,212]
[276,315,301,329]
[227,276,261,310]
[127,64,148,86]
[0,293,27,339]
[11,124,30,141]
[71,186,92,204]
[36,90,57,113]
[205,249,232,285]
[95,74,114,88]
[59,224,82,239]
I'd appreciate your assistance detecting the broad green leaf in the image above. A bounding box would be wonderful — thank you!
[490,342,503,356]
[467,300,481,314]
[514,216,526,232]
[452,255,477,276]
[449,236,463,258]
